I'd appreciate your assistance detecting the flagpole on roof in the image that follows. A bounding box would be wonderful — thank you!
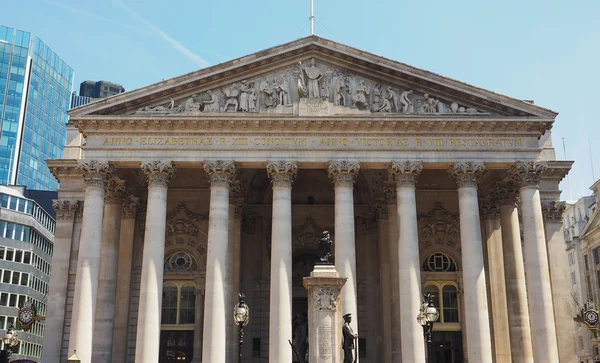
[310,0,315,35]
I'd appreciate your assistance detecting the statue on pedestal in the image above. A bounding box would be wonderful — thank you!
[342,313,358,363]
[317,230,333,264]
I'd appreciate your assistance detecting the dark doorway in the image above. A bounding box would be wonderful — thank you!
[429,331,463,363]
[291,297,308,363]
[159,330,194,363]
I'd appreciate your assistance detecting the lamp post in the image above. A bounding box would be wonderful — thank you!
[0,323,19,363]
[233,293,250,363]
[417,293,439,363]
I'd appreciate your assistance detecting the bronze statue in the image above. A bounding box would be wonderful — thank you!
[317,230,333,264]
[342,313,358,363]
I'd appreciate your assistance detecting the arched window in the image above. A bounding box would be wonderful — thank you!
[423,282,460,326]
[164,252,198,272]
[422,252,457,272]
[161,283,196,326]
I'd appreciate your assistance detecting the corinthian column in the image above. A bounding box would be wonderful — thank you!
[389,161,426,363]
[135,161,176,363]
[266,160,298,363]
[202,160,237,363]
[93,178,126,363]
[497,184,533,363]
[328,160,360,346]
[43,199,79,362]
[509,161,559,363]
[448,161,493,362]
[68,160,112,363]
[112,194,139,363]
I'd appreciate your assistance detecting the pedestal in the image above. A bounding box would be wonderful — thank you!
[303,265,347,363]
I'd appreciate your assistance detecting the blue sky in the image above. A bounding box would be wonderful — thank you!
[4,0,599,200]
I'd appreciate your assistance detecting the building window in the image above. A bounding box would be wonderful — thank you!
[161,283,196,327]
[164,252,198,273]
[422,253,457,272]
[423,282,460,325]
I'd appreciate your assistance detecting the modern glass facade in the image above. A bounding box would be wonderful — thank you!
[0,25,74,191]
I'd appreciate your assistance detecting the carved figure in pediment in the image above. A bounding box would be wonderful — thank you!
[201,90,219,112]
[388,86,399,112]
[183,95,201,112]
[138,98,175,113]
[222,83,240,112]
[260,78,277,108]
[239,81,250,112]
[419,93,440,113]
[372,84,382,110]
[334,77,350,106]
[352,80,370,109]
[248,84,258,112]
[274,76,292,106]
[400,90,414,113]
[298,58,324,99]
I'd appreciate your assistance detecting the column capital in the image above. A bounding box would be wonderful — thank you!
[493,182,520,207]
[480,197,500,220]
[541,201,566,223]
[52,199,80,221]
[328,160,360,188]
[78,160,113,187]
[508,161,548,188]
[105,178,126,205]
[204,160,237,187]
[121,195,140,219]
[142,161,176,187]
[389,160,423,188]
[448,161,485,188]
[266,160,298,188]
[229,180,245,217]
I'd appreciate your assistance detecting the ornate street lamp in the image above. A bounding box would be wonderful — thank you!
[417,293,439,362]
[67,350,82,363]
[233,293,250,363]
[0,323,19,363]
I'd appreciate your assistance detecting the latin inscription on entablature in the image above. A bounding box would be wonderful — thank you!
[89,135,537,151]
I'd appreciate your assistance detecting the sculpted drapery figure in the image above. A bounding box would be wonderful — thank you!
[239,81,250,112]
[274,76,292,106]
[299,58,324,99]
[400,89,413,113]
[352,80,370,109]
[342,313,358,363]
[202,90,219,112]
[222,83,239,112]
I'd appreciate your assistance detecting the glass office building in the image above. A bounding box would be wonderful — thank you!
[0,25,74,191]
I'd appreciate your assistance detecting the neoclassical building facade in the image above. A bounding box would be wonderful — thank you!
[42,36,575,363]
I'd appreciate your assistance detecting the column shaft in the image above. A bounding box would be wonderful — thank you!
[68,160,111,363]
[111,196,138,363]
[42,200,78,362]
[192,290,204,362]
[267,160,297,363]
[377,207,392,363]
[93,194,123,363]
[500,203,534,363]
[202,161,236,363]
[387,204,401,363]
[135,161,175,363]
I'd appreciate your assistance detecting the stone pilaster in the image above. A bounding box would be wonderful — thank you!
[202,160,237,363]
[135,161,176,363]
[542,201,577,363]
[496,182,534,363]
[43,199,79,362]
[508,161,559,363]
[68,160,112,363]
[480,195,512,363]
[267,160,297,363]
[448,161,493,362]
[389,160,426,363]
[112,194,139,363]
[328,159,360,355]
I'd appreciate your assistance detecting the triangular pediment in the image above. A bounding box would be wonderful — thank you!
[69,36,557,119]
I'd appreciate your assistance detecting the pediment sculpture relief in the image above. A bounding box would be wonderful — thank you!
[418,202,461,253]
[133,58,487,117]
[165,202,209,269]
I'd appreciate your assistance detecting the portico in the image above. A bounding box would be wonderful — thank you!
[42,36,574,363]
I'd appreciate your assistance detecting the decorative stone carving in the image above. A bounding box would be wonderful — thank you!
[448,161,485,188]
[266,160,298,188]
[493,182,519,207]
[76,203,84,220]
[297,58,324,99]
[542,201,566,223]
[203,160,237,187]
[121,195,140,219]
[351,80,370,110]
[141,161,176,188]
[328,160,360,188]
[389,160,423,188]
[104,177,126,205]
[418,202,461,252]
[78,160,112,187]
[479,197,500,220]
[292,217,332,252]
[239,80,251,112]
[314,287,339,311]
[202,90,220,112]
[508,161,548,188]
[418,93,440,113]
[334,77,350,106]
[165,202,208,269]
[229,179,246,218]
[52,199,80,220]
[400,90,414,113]
[221,83,240,112]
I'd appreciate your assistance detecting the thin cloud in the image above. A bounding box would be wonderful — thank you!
[113,0,209,68]
[39,0,150,35]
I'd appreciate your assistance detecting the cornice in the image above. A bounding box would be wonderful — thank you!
[69,37,556,119]
[541,160,573,182]
[70,116,553,137]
